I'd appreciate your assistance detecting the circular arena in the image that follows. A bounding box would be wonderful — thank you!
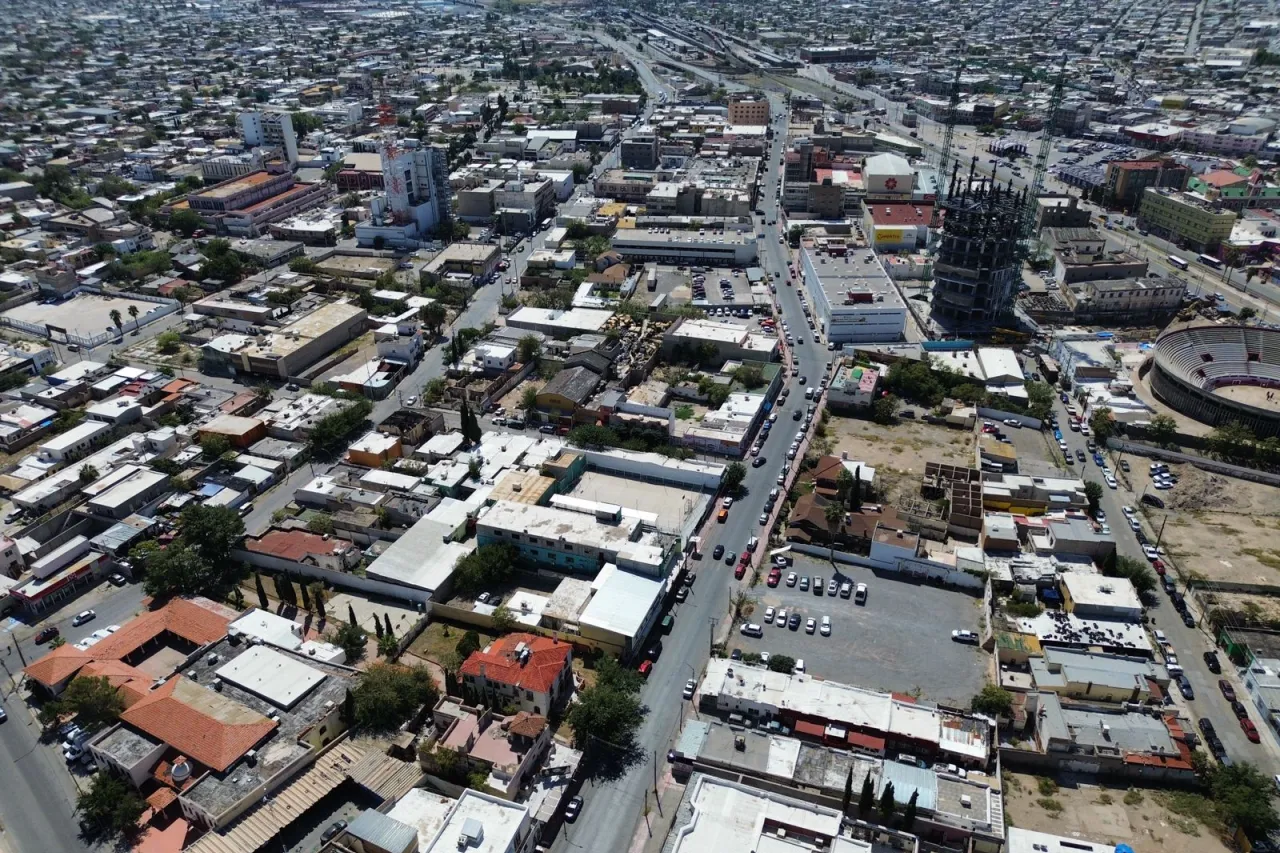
[1150,324,1280,439]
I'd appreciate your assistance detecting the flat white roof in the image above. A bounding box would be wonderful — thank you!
[365,516,474,595]
[424,790,529,853]
[215,645,325,709]
[578,563,665,639]
[672,776,869,853]
[41,420,110,452]
[385,789,456,852]
[480,500,641,553]
[228,608,303,652]
[1060,573,1142,612]
[1005,827,1111,853]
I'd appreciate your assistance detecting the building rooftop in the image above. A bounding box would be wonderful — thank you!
[460,633,571,695]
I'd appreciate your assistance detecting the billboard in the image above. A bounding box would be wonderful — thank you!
[875,228,905,245]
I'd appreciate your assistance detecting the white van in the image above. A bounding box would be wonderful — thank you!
[1154,629,1168,644]
[740,623,763,637]
[794,659,806,674]
[854,583,868,604]
[746,536,759,552]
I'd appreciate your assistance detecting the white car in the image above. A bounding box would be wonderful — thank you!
[763,606,776,624]
[1130,518,1141,532]
[1122,505,1136,517]
[805,618,816,634]
[1105,475,1118,489]
[820,616,831,636]
[1143,546,1159,561]
[786,572,797,586]
[682,680,696,700]
[951,629,979,644]
[776,609,788,625]
[722,497,733,509]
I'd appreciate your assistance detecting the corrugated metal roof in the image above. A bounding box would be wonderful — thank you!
[346,808,418,853]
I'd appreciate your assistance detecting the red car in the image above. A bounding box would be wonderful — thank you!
[638,660,653,679]
[734,564,747,580]
[1241,717,1260,743]
[766,572,781,587]
[1152,560,1165,576]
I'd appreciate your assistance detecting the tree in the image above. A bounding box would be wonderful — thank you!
[1209,421,1255,461]
[455,630,483,661]
[127,305,139,329]
[517,334,542,365]
[492,605,517,634]
[835,467,855,508]
[731,590,756,622]
[851,466,862,511]
[1240,306,1258,322]
[289,256,318,274]
[331,622,368,661]
[423,377,447,405]
[349,663,437,731]
[180,504,245,567]
[420,301,447,337]
[254,572,269,610]
[733,363,765,389]
[1147,414,1178,448]
[156,330,181,353]
[1084,480,1103,515]
[452,544,518,596]
[520,385,538,417]
[842,766,854,815]
[901,790,919,832]
[76,773,145,840]
[1110,554,1156,596]
[61,676,124,727]
[309,397,374,457]
[78,464,99,484]
[971,684,1014,716]
[168,208,204,237]
[347,603,359,627]
[824,500,844,562]
[378,632,399,657]
[201,433,231,461]
[767,654,796,673]
[1088,406,1115,442]
[134,542,211,600]
[307,512,335,535]
[1208,761,1280,836]
[871,394,898,425]
[566,656,644,758]
[311,583,327,618]
[109,309,123,336]
[459,400,482,443]
[858,772,875,817]
[878,781,896,822]
[276,573,297,608]
[722,461,747,493]
[788,224,804,246]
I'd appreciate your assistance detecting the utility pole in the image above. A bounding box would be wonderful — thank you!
[708,616,716,654]
[1155,514,1169,548]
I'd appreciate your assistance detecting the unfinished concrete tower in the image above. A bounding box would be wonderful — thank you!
[929,158,1026,330]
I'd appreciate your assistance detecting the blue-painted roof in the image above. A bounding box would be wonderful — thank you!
[878,760,938,812]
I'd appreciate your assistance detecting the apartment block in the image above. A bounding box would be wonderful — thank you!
[1137,188,1238,252]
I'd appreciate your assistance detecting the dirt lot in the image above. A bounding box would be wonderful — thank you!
[493,377,546,413]
[409,620,497,664]
[1138,462,1280,585]
[824,416,975,504]
[1002,772,1231,853]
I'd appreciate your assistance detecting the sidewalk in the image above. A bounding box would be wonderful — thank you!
[626,765,686,853]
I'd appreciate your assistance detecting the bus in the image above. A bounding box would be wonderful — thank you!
[1197,253,1223,270]
[1167,255,1189,270]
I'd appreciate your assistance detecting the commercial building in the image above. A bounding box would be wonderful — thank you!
[1045,227,1148,284]
[697,658,991,766]
[611,228,759,266]
[201,302,367,378]
[1026,648,1167,704]
[930,171,1024,330]
[459,633,573,716]
[1062,273,1187,323]
[182,171,331,238]
[1060,573,1142,621]
[1137,188,1238,252]
[661,318,779,363]
[727,95,770,126]
[356,144,453,249]
[238,110,298,165]
[593,169,658,203]
[1188,169,1280,212]
[420,241,501,283]
[864,201,933,251]
[1102,159,1190,210]
[800,246,906,344]
[477,499,675,578]
[620,132,661,170]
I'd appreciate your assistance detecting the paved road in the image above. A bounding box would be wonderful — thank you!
[552,64,831,853]
[0,582,145,853]
[1048,396,1280,770]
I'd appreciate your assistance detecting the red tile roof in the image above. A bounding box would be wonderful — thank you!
[121,677,276,772]
[1200,169,1248,188]
[24,599,231,690]
[460,633,571,695]
[245,530,354,563]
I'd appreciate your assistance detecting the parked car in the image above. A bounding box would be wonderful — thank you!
[951,629,979,644]
[1219,680,1237,702]
[71,610,95,627]
[564,796,584,822]
[321,821,348,843]
[1177,676,1195,700]
[34,626,59,644]
[683,680,696,700]
[1242,718,1261,743]
[1204,651,1222,674]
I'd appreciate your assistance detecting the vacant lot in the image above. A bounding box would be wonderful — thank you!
[824,416,975,504]
[410,619,496,664]
[1141,463,1280,585]
[1002,772,1231,853]
[4,292,167,339]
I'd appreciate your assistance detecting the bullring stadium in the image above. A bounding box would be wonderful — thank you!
[1149,323,1280,440]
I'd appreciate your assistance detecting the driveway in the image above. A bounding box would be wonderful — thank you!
[733,555,988,706]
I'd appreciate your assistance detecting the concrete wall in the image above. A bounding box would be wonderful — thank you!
[789,542,986,592]
[233,548,432,605]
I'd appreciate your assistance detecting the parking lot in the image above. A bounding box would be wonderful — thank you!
[732,555,988,706]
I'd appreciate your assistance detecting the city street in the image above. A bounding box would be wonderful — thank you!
[550,69,830,853]
[1049,396,1280,769]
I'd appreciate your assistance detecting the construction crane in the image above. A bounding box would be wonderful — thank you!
[936,58,965,202]
[1021,53,1070,242]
